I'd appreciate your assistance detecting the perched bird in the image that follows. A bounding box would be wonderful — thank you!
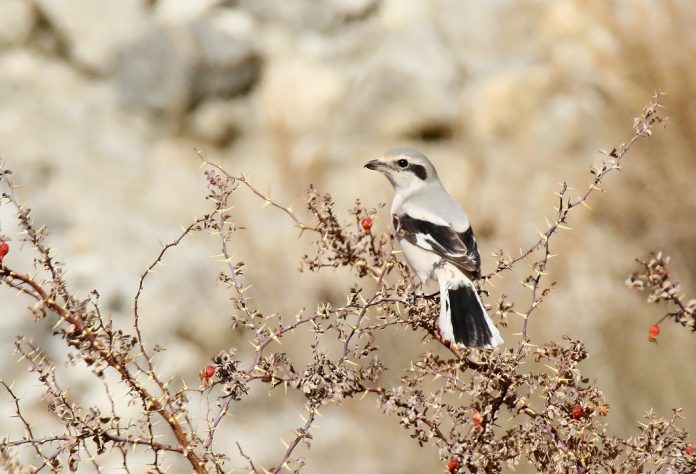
[364,148,503,348]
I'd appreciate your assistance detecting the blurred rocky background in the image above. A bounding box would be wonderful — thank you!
[1,0,695,472]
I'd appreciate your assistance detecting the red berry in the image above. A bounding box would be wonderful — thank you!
[648,324,660,343]
[199,365,216,386]
[0,242,9,260]
[447,458,459,473]
[471,409,483,429]
[686,443,693,457]
[360,216,373,233]
[571,404,583,420]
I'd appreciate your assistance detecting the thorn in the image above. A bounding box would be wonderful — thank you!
[543,364,559,373]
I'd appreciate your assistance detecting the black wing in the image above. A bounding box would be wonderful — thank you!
[393,214,481,279]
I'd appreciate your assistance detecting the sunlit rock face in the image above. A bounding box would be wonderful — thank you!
[1,1,695,472]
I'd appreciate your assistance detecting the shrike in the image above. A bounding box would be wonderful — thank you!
[364,148,503,348]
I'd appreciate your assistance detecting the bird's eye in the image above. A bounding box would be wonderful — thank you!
[397,159,408,168]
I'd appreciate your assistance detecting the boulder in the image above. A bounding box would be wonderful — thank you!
[115,17,261,119]
[35,0,148,73]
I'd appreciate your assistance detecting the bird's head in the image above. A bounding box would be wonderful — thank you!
[364,148,439,192]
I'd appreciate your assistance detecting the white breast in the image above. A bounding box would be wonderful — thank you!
[399,238,442,283]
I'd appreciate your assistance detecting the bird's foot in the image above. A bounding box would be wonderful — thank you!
[432,327,462,358]
[408,285,440,305]
[422,291,439,301]
[434,324,443,340]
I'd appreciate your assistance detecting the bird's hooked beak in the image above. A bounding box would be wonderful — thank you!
[364,159,388,172]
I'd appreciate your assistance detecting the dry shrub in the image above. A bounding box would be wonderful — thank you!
[1,93,694,473]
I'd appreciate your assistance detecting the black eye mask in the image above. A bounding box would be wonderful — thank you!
[393,160,427,180]
[408,163,427,180]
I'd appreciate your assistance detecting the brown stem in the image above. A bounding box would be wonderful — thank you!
[1,266,206,473]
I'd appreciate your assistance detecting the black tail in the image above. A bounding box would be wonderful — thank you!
[447,284,495,348]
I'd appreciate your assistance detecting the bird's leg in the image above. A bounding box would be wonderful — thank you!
[408,283,439,304]
[430,325,463,358]
[434,323,442,340]
[422,290,439,301]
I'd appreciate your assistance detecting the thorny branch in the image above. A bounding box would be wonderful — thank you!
[271,404,318,474]
[0,171,207,473]
[134,217,208,368]
[487,91,666,278]
[486,90,668,341]
[627,251,696,334]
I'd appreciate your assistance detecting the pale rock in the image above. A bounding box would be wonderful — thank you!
[236,0,379,32]
[0,0,35,46]
[153,0,223,26]
[191,18,261,103]
[332,0,380,22]
[380,0,429,30]
[114,27,194,117]
[466,69,550,140]
[35,0,148,73]
[545,2,587,37]
[260,57,346,134]
[208,8,257,40]
[115,20,261,118]
[188,98,249,146]
[341,23,459,138]
[237,0,335,31]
